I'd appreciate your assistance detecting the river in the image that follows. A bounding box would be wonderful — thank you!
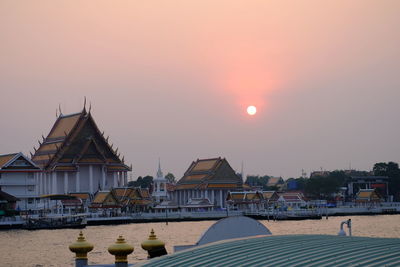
[1,215,400,267]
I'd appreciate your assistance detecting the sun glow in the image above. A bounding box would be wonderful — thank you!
[247,105,257,116]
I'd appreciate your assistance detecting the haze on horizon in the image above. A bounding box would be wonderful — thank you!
[1,1,399,180]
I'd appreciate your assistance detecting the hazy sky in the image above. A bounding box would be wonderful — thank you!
[1,1,399,180]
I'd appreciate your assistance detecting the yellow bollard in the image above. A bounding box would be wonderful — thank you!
[141,229,167,258]
[69,231,94,267]
[108,235,134,267]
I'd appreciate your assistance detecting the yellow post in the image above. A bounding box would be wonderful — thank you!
[141,229,167,258]
[108,235,134,267]
[69,231,94,267]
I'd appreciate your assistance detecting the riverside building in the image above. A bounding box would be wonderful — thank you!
[0,152,42,210]
[171,157,243,208]
[31,107,131,195]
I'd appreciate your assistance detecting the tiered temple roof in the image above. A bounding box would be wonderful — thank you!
[176,157,243,190]
[31,109,130,171]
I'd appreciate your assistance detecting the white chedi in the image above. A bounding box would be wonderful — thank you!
[152,160,168,203]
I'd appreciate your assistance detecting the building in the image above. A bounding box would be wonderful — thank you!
[262,191,280,207]
[31,108,131,195]
[347,176,389,200]
[0,152,41,210]
[355,189,382,204]
[181,198,214,212]
[277,192,307,208]
[226,191,263,211]
[152,161,168,203]
[90,191,121,211]
[171,157,243,208]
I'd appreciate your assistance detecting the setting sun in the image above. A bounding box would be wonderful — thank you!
[247,105,257,115]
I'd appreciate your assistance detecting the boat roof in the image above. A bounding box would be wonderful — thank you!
[40,194,77,200]
[138,235,400,267]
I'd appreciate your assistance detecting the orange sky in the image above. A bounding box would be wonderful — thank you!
[1,1,399,178]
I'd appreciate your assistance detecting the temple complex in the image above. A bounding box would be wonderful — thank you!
[31,107,131,195]
[170,157,243,208]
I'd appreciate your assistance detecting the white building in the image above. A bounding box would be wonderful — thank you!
[0,152,42,210]
[31,108,131,195]
[152,161,168,203]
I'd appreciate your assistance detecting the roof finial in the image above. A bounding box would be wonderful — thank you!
[83,96,87,111]
[241,161,244,179]
[56,108,58,118]
[59,104,62,116]
[157,158,163,178]
[89,102,92,113]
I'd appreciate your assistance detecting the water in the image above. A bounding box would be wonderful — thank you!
[1,215,400,267]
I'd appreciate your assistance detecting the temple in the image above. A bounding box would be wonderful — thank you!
[31,107,131,195]
[170,157,243,208]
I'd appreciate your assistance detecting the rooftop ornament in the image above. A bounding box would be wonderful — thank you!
[108,235,134,266]
[141,229,167,258]
[69,231,94,267]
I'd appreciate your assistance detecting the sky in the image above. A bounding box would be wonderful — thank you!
[1,1,399,180]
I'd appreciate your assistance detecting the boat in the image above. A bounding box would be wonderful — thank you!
[23,214,86,230]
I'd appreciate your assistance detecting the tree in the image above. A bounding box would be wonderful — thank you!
[373,162,400,201]
[128,175,154,189]
[305,171,347,199]
[165,172,176,184]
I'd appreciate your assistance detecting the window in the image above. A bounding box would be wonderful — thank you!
[28,185,34,192]
[28,198,33,204]
[28,173,34,179]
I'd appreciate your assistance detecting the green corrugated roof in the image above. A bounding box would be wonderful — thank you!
[137,235,400,267]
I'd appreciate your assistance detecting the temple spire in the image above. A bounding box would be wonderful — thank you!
[157,158,163,178]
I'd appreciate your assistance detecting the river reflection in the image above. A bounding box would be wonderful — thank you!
[1,215,400,267]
